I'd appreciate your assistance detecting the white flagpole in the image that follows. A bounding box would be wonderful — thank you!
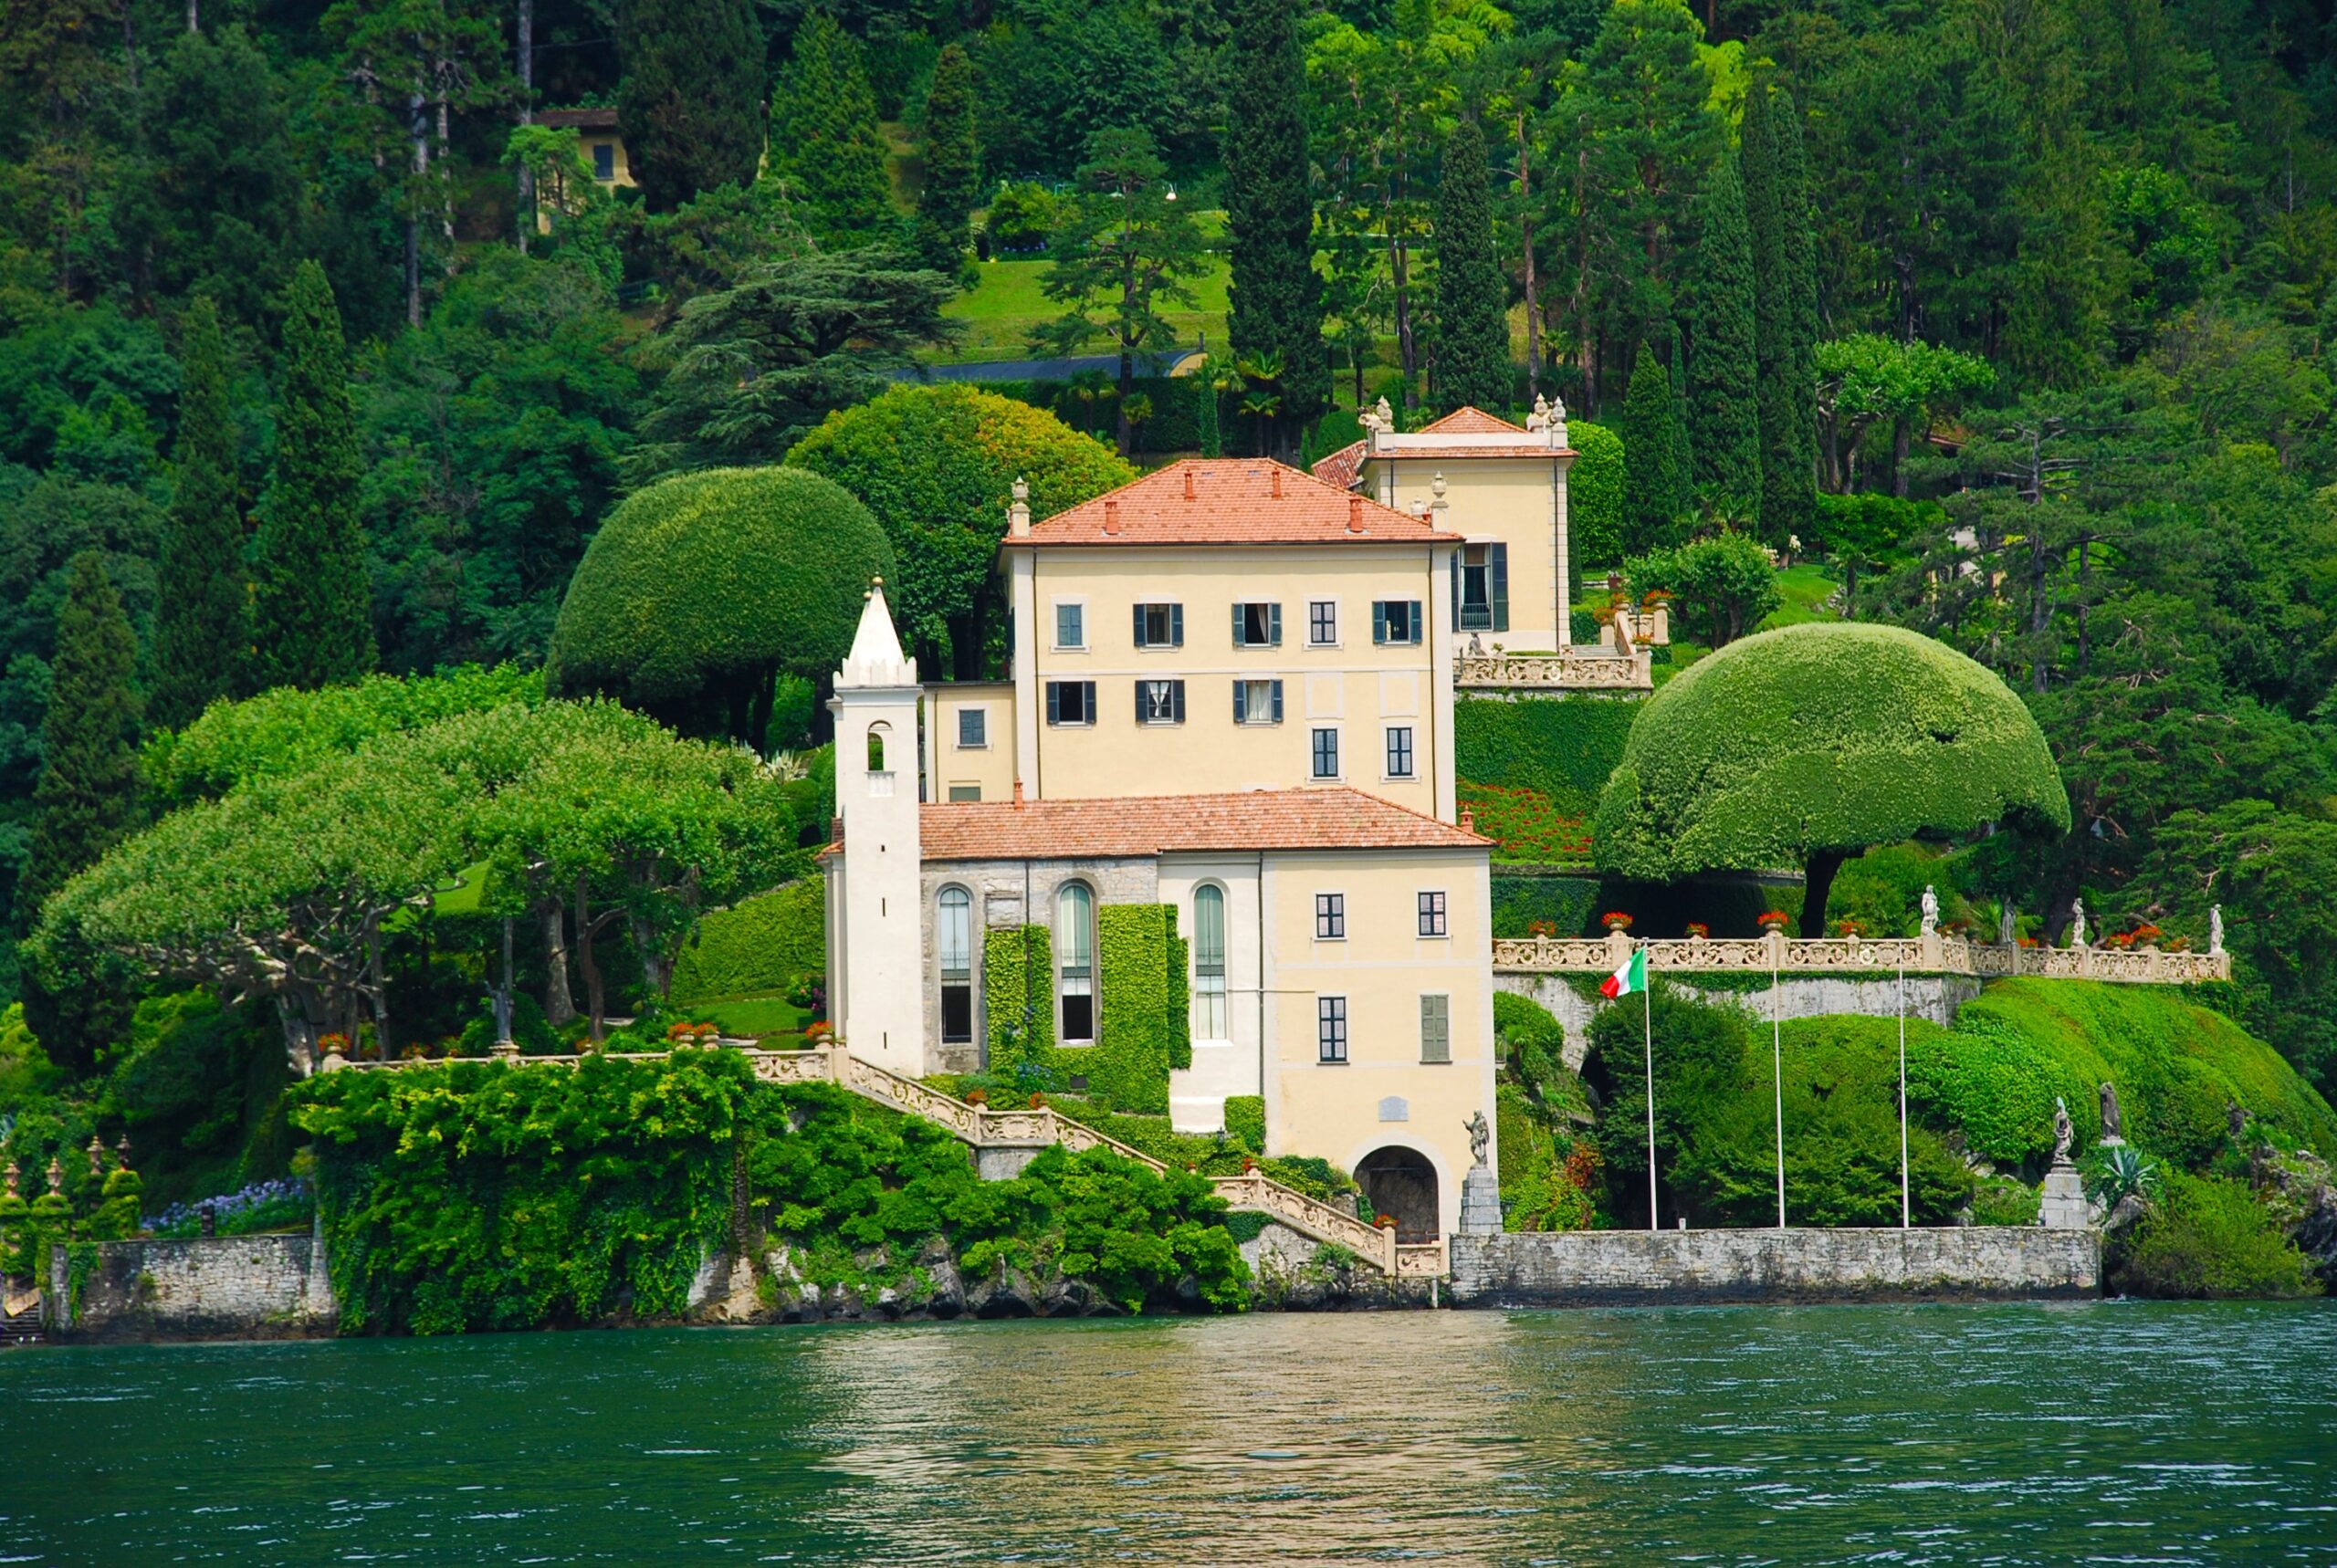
[1898,948,1911,1228]
[1643,943,1659,1233]
[1773,937,1786,1229]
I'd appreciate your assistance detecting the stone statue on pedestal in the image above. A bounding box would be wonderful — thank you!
[2070,899,2088,949]
[1999,904,2017,946]
[2099,1082,2124,1145]
[2210,904,2225,956]
[1920,885,1940,937]
[2051,1096,2075,1166]
[1465,1111,1491,1167]
[2038,1094,2092,1228]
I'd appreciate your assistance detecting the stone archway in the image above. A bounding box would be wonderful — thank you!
[1355,1146,1440,1245]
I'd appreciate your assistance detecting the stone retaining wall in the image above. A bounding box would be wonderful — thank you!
[1449,1227,2100,1306]
[50,1231,337,1342]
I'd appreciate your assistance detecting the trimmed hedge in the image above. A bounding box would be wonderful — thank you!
[1455,695,1640,819]
[671,879,825,1006]
[1492,874,1598,938]
[1593,622,2072,881]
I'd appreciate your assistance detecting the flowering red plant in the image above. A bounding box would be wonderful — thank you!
[1525,918,1560,939]
[1028,1092,1047,1110]
[1374,1213,1396,1229]
[1684,922,1710,939]
[802,1019,834,1043]
[1835,917,1865,937]
[965,1087,988,1107]
[1757,910,1790,931]
[2127,923,2164,945]
[1601,911,1634,932]
[2017,936,2039,948]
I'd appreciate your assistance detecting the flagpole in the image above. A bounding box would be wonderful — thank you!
[1898,948,1911,1228]
[1772,936,1785,1229]
[1643,941,1658,1233]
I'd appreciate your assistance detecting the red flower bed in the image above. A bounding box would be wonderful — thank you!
[1458,783,1593,862]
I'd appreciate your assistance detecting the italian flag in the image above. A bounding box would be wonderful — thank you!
[1601,946,1647,999]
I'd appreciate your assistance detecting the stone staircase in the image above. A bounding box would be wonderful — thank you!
[2,1283,44,1346]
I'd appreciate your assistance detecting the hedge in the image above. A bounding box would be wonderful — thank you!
[671,879,825,1006]
[1455,695,1640,819]
[1224,1095,1264,1153]
[1492,874,1598,937]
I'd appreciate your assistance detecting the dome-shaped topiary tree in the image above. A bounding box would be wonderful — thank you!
[1592,622,2071,936]
[787,383,1133,678]
[547,466,894,748]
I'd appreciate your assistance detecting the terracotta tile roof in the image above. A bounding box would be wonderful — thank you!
[1310,439,1367,491]
[1014,459,1459,547]
[1418,406,1527,435]
[823,788,1491,862]
[539,107,619,130]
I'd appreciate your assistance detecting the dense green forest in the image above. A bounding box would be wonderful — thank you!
[4,0,2337,1138]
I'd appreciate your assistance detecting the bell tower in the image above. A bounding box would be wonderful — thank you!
[825,578,925,1076]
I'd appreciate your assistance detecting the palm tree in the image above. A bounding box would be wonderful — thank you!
[1234,349,1286,457]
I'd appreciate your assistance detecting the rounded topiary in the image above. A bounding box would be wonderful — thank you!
[547,467,893,746]
[787,383,1132,676]
[1592,622,2070,936]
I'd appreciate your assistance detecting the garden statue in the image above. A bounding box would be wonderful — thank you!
[2210,904,2225,956]
[2070,898,2088,948]
[2100,1082,2124,1145]
[1920,885,1940,937]
[2051,1097,2075,1166]
[1465,1110,1491,1167]
[1999,904,2017,945]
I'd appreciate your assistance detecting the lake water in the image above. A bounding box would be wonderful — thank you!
[5,1302,2334,1565]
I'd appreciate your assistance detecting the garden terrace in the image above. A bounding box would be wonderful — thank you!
[1494,928,2231,984]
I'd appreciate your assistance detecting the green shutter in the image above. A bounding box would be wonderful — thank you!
[1491,544,1509,632]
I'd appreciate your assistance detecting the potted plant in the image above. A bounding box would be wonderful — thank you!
[965,1087,989,1107]
[1835,916,1865,938]
[1374,1213,1396,1229]
[1525,918,1559,939]
[1684,922,1710,940]
[802,1019,834,1046]
[1757,910,1790,933]
[1601,911,1634,933]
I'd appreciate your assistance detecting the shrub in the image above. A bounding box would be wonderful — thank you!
[546,467,893,747]
[1090,904,1191,1114]
[671,879,826,1006]
[2112,1173,2321,1299]
[1224,1095,1264,1153]
[1624,531,1781,649]
[1496,1082,1593,1231]
[984,183,1058,250]
[1455,695,1640,819]
[1970,1175,2040,1226]
[1567,420,1625,572]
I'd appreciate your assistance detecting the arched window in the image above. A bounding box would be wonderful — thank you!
[938,887,973,1044]
[865,723,888,773]
[1192,885,1228,1040]
[1056,883,1095,1043]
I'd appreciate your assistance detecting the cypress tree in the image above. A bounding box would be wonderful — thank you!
[151,296,246,730]
[1222,0,1326,455]
[17,554,141,923]
[1432,118,1512,414]
[1666,319,1694,510]
[914,43,980,269]
[1685,152,1761,524]
[1745,80,1818,546]
[251,261,375,693]
[770,14,895,246]
[617,0,766,214]
[1620,337,1688,555]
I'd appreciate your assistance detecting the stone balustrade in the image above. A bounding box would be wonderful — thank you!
[1455,648,1653,693]
[1493,927,2230,984]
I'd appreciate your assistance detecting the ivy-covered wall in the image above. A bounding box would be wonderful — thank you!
[982,906,1189,1114]
[1455,695,1641,820]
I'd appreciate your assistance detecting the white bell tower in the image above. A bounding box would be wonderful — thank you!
[826,577,925,1077]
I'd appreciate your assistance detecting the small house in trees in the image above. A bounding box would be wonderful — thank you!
[539,108,634,188]
[823,578,1497,1239]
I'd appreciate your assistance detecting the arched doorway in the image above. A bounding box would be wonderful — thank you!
[1356,1146,1440,1244]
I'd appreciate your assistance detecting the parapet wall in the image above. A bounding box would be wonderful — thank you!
[50,1231,337,1342]
[1449,1227,2101,1306]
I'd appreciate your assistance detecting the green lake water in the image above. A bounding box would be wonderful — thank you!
[5,1301,2334,1565]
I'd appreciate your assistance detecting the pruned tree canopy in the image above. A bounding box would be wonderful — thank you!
[1592,623,2071,935]
[546,467,893,748]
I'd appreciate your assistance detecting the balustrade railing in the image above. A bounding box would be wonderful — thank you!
[1491,929,2229,984]
[1455,648,1653,691]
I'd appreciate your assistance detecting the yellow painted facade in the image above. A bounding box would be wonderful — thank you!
[921,682,1017,803]
[1365,455,1574,653]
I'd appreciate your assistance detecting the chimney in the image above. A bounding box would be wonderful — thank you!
[1347,495,1364,533]
[1012,779,1025,808]
[830,814,844,842]
[1008,476,1032,538]
[1270,466,1284,499]
[1460,805,1477,835]
[1103,497,1121,535]
[1184,466,1196,502]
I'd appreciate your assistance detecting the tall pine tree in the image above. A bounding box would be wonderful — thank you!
[17,553,141,923]
[1432,118,1513,413]
[1222,0,1326,455]
[1620,336,1689,554]
[151,296,246,730]
[770,14,895,246]
[1685,152,1761,524]
[251,261,375,693]
[617,0,766,214]
[915,43,980,270]
[1745,79,1818,547]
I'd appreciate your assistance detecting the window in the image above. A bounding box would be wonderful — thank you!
[1137,679,1186,725]
[1056,883,1095,1043]
[1373,600,1423,645]
[865,723,888,772]
[1233,602,1283,646]
[1192,885,1228,1040]
[1417,891,1447,937]
[1457,543,1510,632]
[1317,997,1348,1063]
[1045,680,1095,726]
[1309,601,1338,645]
[1311,727,1340,779]
[1315,893,1345,939]
[1419,994,1451,1063]
[1133,602,1184,648]
[958,708,987,747]
[1054,602,1085,650]
[947,783,982,802]
[1385,726,1414,779]
[592,142,615,182]
[1233,679,1284,725]
[938,888,973,1043]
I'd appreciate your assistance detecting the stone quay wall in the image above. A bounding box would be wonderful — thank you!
[1449,1227,2101,1307]
[50,1231,337,1342]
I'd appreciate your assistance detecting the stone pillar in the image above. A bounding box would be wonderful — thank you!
[1458,1166,1503,1237]
[2037,1159,2091,1228]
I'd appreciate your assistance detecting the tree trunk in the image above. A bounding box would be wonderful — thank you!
[277,995,325,1079]
[574,878,606,1043]
[1116,342,1135,456]
[407,89,427,327]
[628,907,670,999]
[365,917,393,1061]
[540,901,577,1026]
[515,0,534,254]
[1800,848,1854,937]
[1518,114,1540,402]
[187,0,197,32]
[1892,415,1910,498]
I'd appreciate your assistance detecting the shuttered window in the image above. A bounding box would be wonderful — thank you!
[1419,995,1451,1063]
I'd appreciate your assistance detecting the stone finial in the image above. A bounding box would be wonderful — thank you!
[88,1134,105,1177]
[46,1155,62,1193]
[1430,471,1448,505]
[1526,393,1551,432]
[1008,476,1032,538]
[115,1134,132,1171]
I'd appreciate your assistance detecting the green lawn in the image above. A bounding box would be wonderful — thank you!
[689,996,812,1041]
[940,255,1231,365]
[1766,562,1843,627]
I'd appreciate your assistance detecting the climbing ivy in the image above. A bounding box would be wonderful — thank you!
[981,907,1190,1113]
[984,923,1054,1068]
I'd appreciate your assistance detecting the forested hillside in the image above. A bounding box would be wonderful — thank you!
[3,0,2337,1106]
